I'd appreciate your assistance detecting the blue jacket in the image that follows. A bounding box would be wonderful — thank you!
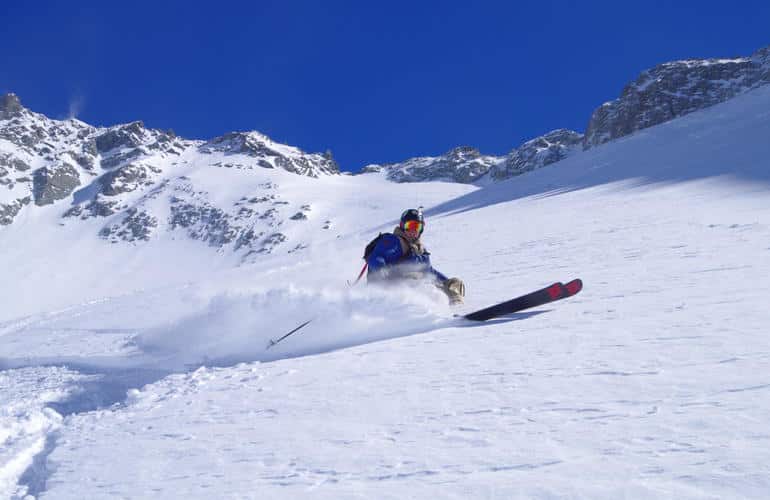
[366,233,448,283]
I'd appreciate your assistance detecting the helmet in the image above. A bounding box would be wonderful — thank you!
[399,208,424,234]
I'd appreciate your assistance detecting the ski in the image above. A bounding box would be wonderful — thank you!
[266,280,583,348]
[462,278,582,321]
[562,278,583,297]
[266,319,313,349]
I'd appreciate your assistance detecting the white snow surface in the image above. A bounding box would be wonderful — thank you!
[2,85,770,499]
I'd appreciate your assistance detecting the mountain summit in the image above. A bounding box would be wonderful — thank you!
[0,94,343,256]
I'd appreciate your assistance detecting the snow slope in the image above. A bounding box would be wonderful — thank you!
[1,85,770,499]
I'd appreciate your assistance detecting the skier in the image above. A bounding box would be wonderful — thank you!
[365,208,465,304]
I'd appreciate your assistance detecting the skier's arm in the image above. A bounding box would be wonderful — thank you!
[429,266,448,282]
[414,251,448,282]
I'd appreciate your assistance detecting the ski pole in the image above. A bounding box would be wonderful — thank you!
[347,262,367,286]
[266,319,314,349]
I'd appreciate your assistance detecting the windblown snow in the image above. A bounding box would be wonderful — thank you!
[2,85,770,499]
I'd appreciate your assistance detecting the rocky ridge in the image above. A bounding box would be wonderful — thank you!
[0,94,337,258]
[361,146,500,183]
[200,132,338,177]
[363,44,770,183]
[584,45,770,148]
[362,130,585,184]
[488,129,583,181]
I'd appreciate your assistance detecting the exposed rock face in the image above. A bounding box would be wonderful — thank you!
[167,194,289,254]
[362,146,499,184]
[0,93,341,258]
[95,121,147,153]
[1,155,33,223]
[584,45,770,148]
[754,46,770,80]
[33,164,81,206]
[0,96,97,162]
[99,163,159,196]
[100,209,158,243]
[0,152,31,173]
[63,197,120,219]
[363,131,586,184]
[0,94,24,120]
[169,201,239,246]
[200,132,339,177]
[490,129,583,180]
[0,197,31,225]
[203,132,277,157]
[258,232,287,254]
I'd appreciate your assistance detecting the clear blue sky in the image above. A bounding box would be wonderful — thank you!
[2,1,769,171]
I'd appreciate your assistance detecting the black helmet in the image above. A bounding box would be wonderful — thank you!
[399,208,424,234]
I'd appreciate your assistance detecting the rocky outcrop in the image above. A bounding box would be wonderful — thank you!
[0,96,98,164]
[94,121,147,153]
[0,94,24,120]
[99,163,159,196]
[95,122,183,167]
[32,164,81,206]
[754,46,770,80]
[63,197,120,219]
[363,146,499,184]
[201,132,339,177]
[490,129,583,180]
[99,208,158,243]
[364,131,585,184]
[584,45,770,148]
[0,152,31,173]
[203,132,280,157]
[0,120,46,152]
[169,201,240,247]
[0,93,342,259]
[0,197,31,225]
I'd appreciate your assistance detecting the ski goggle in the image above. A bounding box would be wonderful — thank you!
[402,220,423,233]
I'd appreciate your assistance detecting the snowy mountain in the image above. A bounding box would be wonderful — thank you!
[584,45,770,148]
[360,145,501,183]
[487,129,583,181]
[0,94,341,256]
[2,48,770,499]
[0,93,583,256]
[4,44,768,242]
[360,130,584,184]
[364,44,770,182]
